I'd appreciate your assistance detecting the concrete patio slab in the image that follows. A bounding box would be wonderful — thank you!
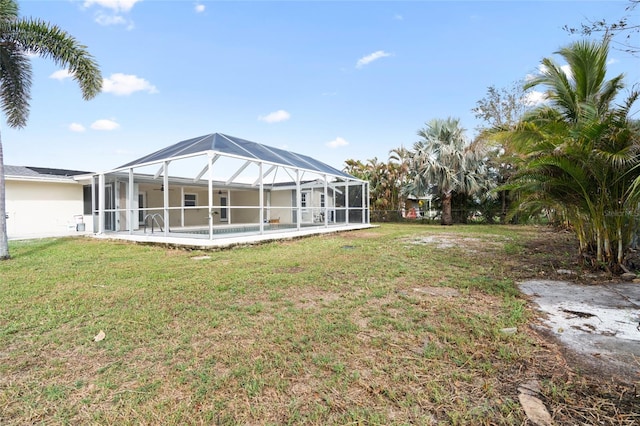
[519,280,640,380]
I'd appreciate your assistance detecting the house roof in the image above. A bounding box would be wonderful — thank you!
[4,165,92,182]
[117,133,356,180]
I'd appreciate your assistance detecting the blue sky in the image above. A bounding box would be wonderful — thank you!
[4,0,639,173]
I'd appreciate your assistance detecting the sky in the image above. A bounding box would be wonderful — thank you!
[3,0,640,174]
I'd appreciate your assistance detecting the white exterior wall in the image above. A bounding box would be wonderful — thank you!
[231,190,260,223]
[6,179,89,239]
[270,189,292,223]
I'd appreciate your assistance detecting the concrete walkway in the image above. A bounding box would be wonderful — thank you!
[519,280,640,379]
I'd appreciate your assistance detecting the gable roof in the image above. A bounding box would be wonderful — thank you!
[117,133,356,180]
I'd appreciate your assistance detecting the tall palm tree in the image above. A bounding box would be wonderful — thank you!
[0,0,102,259]
[408,118,491,225]
[524,38,624,123]
[503,38,640,269]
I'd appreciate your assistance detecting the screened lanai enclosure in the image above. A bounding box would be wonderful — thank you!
[92,133,370,246]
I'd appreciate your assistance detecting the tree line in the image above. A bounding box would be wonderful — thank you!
[345,36,640,272]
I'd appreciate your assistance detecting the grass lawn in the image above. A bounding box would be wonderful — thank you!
[0,224,636,425]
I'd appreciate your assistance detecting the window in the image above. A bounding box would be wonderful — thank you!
[83,185,92,215]
[220,196,228,221]
[320,194,325,208]
[138,193,146,223]
[184,193,197,207]
[301,192,308,208]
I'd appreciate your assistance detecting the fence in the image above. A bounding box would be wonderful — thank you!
[370,210,499,224]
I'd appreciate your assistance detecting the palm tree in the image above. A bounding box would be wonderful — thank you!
[0,0,102,260]
[524,38,623,123]
[388,146,410,214]
[407,118,491,225]
[503,38,640,270]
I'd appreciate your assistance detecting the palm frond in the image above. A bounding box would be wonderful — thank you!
[0,45,31,128]
[2,18,102,100]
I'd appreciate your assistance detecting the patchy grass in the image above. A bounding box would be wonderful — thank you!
[0,224,636,425]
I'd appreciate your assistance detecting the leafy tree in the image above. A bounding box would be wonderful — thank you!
[407,118,493,225]
[344,147,411,218]
[502,38,640,270]
[0,0,102,260]
[473,81,533,223]
[472,81,531,130]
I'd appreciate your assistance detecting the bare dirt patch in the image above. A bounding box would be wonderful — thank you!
[338,230,382,240]
[406,233,506,251]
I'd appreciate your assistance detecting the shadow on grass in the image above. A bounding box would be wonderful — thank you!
[8,237,71,259]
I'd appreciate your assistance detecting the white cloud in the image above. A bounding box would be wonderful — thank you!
[326,137,349,148]
[84,0,138,28]
[94,12,128,27]
[536,64,573,81]
[560,64,573,80]
[258,110,291,123]
[195,3,205,13]
[394,14,403,20]
[68,122,86,132]
[524,91,547,106]
[607,58,618,65]
[102,73,158,96]
[356,50,392,68]
[50,69,73,81]
[83,0,141,13]
[91,119,120,130]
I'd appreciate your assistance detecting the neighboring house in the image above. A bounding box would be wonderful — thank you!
[5,133,371,244]
[4,166,94,239]
[404,194,436,219]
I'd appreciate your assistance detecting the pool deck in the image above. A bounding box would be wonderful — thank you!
[92,223,375,249]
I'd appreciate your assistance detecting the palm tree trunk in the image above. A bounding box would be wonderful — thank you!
[617,224,623,266]
[0,133,10,260]
[596,228,603,263]
[441,191,453,226]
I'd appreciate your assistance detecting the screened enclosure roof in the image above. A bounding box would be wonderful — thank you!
[117,133,357,180]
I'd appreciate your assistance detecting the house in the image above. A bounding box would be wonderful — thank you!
[6,133,371,246]
[4,165,94,239]
[403,194,435,219]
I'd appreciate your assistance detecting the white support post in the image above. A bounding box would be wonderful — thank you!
[153,161,170,179]
[180,187,185,227]
[91,176,97,233]
[259,162,264,234]
[98,173,105,234]
[128,168,134,234]
[195,154,219,182]
[208,154,213,240]
[345,182,350,225]
[296,169,301,231]
[227,189,232,225]
[366,181,370,224]
[253,164,276,186]
[324,175,328,227]
[362,182,366,224]
[114,179,120,231]
[163,161,169,237]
